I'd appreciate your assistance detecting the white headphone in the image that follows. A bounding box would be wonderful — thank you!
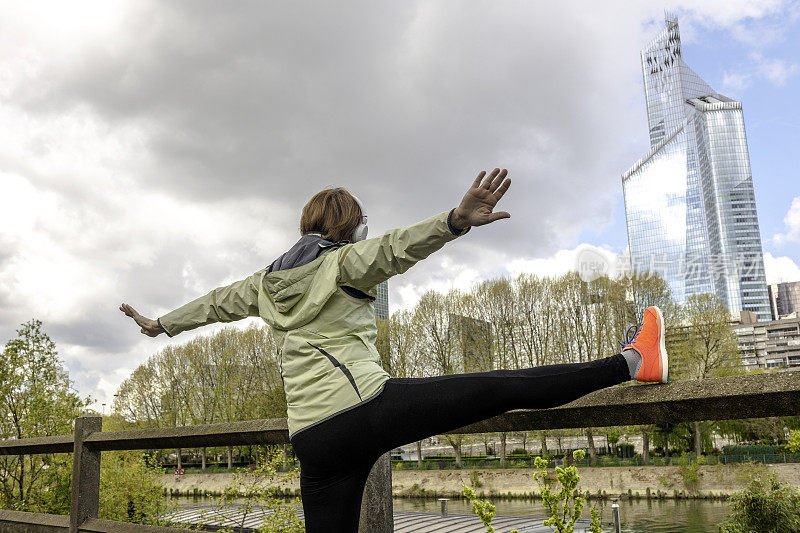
[351,195,368,242]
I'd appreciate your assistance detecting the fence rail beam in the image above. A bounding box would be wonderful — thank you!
[83,418,289,451]
[447,371,800,434]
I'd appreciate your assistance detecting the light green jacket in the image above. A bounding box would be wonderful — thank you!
[158,210,469,438]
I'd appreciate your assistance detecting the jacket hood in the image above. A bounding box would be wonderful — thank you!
[258,234,346,330]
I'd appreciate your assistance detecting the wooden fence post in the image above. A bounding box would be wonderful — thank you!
[70,414,102,533]
[359,451,393,532]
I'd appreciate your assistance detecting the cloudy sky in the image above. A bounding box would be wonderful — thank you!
[1,1,799,408]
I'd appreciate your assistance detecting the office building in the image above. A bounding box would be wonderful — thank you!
[622,15,770,320]
[375,281,389,320]
[447,314,493,372]
[733,310,800,369]
[768,281,800,320]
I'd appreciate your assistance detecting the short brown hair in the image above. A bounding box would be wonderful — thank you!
[300,188,363,242]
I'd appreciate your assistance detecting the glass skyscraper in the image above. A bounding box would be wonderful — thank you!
[622,15,771,320]
[375,280,389,320]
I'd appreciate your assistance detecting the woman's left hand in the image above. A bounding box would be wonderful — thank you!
[451,168,511,231]
[119,303,164,337]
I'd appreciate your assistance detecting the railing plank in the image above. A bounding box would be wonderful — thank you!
[447,372,800,434]
[83,418,288,451]
[80,518,196,532]
[0,435,73,456]
[0,510,69,532]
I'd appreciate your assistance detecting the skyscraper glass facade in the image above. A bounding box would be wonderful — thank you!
[375,280,389,320]
[622,16,770,320]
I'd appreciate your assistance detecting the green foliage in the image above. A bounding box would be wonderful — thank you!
[723,444,785,456]
[461,485,517,533]
[677,453,705,493]
[469,470,483,488]
[0,320,91,511]
[533,450,603,533]
[201,446,304,533]
[669,293,741,380]
[25,447,174,525]
[100,451,174,524]
[717,418,791,445]
[788,431,800,454]
[719,473,800,533]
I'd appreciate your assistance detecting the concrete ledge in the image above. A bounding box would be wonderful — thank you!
[448,371,800,434]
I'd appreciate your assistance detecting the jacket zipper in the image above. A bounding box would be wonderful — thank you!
[307,342,363,401]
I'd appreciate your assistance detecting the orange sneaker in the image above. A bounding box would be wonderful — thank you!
[621,306,669,383]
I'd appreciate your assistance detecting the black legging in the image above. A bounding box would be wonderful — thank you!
[289,354,629,532]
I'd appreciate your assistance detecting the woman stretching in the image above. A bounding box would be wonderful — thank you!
[120,168,669,532]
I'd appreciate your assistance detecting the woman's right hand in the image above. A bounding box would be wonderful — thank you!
[450,168,511,231]
[119,303,165,337]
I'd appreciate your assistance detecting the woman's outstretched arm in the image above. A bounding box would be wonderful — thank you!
[120,271,263,338]
[336,168,511,291]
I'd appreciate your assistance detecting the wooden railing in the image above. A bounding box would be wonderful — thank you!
[1,371,799,532]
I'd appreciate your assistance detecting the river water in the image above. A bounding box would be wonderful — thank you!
[393,498,731,532]
[175,496,731,531]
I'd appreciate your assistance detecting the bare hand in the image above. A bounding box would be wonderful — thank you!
[451,168,511,231]
[119,303,164,337]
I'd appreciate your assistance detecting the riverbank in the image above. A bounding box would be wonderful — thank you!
[161,463,800,500]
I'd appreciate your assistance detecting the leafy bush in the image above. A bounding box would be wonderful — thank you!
[461,450,602,533]
[33,450,174,525]
[719,473,800,533]
[678,453,705,493]
[469,470,483,488]
[787,431,800,454]
[462,485,513,533]
[723,444,784,456]
[533,451,603,533]
[201,446,304,533]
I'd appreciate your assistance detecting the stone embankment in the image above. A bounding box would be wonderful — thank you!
[161,463,800,500]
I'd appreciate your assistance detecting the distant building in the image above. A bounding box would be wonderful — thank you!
[732,310,800,370]
[622,15,770,320]
[448,314,493,372]
[375,281,389,320]
[768,282,800,320]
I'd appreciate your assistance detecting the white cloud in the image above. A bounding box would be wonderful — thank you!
[722,71,753,92]
[774,197,800,245]
[389,243,623,313]
[722,54,799,93]
[750,53,799,86]
[763,252,800,285]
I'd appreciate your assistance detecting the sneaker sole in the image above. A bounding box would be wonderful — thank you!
[651,305,668,383]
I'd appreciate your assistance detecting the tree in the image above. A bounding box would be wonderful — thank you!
[670,293,742,455]
[113,323,288,469]
[673,293,741,380]
[413,289,471,466]
[0,320,89,510]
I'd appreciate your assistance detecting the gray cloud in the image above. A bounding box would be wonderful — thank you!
[0,1,789,404]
